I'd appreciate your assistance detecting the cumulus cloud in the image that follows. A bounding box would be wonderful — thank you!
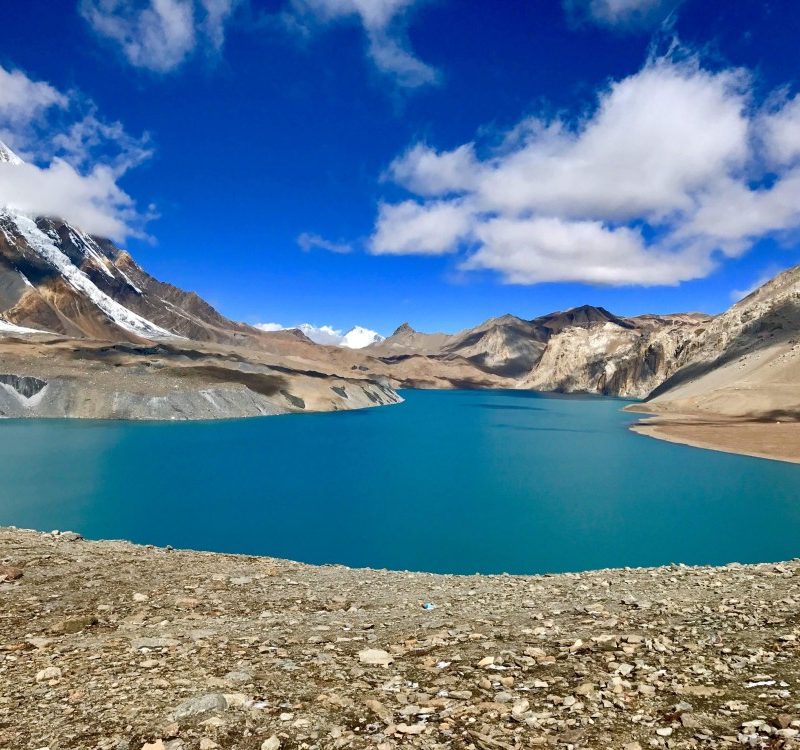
[370,52,800,287]
[0,161,143,239]
[285,0,437,88]
[297,231,352,254]
[80,0,241,73]
[371,200,473,255]
[564,0,683,30]
[0,65,152,240]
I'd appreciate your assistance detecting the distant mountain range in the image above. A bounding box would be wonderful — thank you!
[255,322,384,348]
[0,138,798,444]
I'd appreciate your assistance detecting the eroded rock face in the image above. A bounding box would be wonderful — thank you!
[0,374,47,398]
[371,312,712,398]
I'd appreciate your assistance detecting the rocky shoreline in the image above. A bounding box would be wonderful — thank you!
[3,528,800,749]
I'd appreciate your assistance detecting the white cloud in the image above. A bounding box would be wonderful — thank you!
[297,231,352,254]
[760,94,800,168]
[254,321,384,348]
[0,161,143,240]
[0,65,152,240]
[52,112,153,175]
[286,0,437,88]
[390,61,750,222]
[0,67,67,129]
[371,52,800,287]
[80,0,241,73]
[81,0,433,86]
[564,0,682,29]
[371,200,473,255]
[464,217,713,286]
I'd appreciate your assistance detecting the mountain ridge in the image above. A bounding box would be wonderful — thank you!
[0,165,798,463]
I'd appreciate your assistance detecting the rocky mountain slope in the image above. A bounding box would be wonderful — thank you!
[369,306,713,398]
[2,135,799,434]
[626,266,800,461]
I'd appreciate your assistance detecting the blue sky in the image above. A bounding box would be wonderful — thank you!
[2,0,800,336]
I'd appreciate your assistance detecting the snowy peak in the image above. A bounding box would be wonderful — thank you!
[340,326,384,349]
[0,141,24,166]
[256,322,384,349]
[0,210,174,339]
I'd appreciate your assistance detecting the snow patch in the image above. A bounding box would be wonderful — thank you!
[6,211,175,339]
[0,317,48,335]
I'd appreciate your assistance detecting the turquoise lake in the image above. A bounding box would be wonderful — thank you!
[1,389,799,574]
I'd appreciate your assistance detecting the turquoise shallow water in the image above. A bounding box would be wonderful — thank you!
[1,389,799,574]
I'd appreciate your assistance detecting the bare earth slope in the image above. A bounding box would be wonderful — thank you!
[628,266,800,462]
[4,527,800,750]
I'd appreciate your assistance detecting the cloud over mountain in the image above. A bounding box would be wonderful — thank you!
[0,65,152,240]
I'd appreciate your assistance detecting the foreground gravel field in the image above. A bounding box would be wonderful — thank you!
[2,528,800,750]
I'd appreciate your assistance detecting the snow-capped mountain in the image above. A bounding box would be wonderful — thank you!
[256,322,384,348]
[340,325,384,348]
[0,142,23,166]
[0,142,302,345]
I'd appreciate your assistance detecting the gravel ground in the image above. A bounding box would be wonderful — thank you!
[2,527,800,750]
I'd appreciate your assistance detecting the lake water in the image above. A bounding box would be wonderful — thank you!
[1,389,799,574]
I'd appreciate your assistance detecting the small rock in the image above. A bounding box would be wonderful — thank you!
[132,592,149,602]
[261,738,280,750]
[172,693,227,722]
[132,637,179,650]
[35,666,62,682]
[223,671,252,685]
[50,616,98,635]
[396,723,425,735]
[365,699,393,724]
[358,648,393,667]
[0,565,23,581]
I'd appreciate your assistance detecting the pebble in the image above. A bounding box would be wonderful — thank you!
[171,693,228,722]
[35,666,62,682]
[358,648,393,666]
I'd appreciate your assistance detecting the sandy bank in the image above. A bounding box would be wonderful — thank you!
[626,404,800,464]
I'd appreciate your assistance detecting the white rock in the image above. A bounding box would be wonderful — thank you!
[358,648,393,667]
[35,666,61,682]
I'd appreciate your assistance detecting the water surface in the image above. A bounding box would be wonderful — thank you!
[1,389,798,574]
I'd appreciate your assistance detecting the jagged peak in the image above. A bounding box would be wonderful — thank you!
[0,140,24,166]
[391,322,415,336]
